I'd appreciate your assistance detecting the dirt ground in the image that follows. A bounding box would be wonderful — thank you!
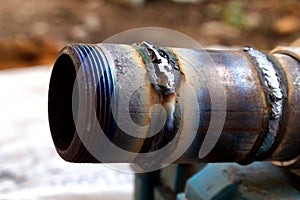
[0,0,299,69]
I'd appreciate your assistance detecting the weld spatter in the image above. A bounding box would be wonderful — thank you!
[140,41,179,94]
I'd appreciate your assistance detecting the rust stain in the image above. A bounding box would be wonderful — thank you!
[171,50,186,78]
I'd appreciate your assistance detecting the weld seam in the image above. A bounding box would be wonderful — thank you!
[244,47,284,156]
[134,41,180,151]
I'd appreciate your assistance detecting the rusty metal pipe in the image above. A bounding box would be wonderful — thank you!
[48,42,300,167]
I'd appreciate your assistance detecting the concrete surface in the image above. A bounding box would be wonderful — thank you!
[0,66,133,199]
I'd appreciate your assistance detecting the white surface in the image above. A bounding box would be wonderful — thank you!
[0,67,134,199]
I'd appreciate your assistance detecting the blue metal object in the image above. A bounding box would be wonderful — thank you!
[135,170,160,200]
[184,162,300,200]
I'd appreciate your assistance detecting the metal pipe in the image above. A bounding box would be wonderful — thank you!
[48,42,300,167]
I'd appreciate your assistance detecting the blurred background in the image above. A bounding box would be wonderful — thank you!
[0,0,299,199]
[0,0,299,69]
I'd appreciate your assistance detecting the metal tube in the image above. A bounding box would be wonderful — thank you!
[48,42,300,166]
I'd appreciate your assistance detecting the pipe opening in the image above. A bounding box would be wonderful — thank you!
[49,53,78,151]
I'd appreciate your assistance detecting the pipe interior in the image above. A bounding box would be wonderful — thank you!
[48,54,78,151]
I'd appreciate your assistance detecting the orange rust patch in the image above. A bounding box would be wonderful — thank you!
[171,50,186,78]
